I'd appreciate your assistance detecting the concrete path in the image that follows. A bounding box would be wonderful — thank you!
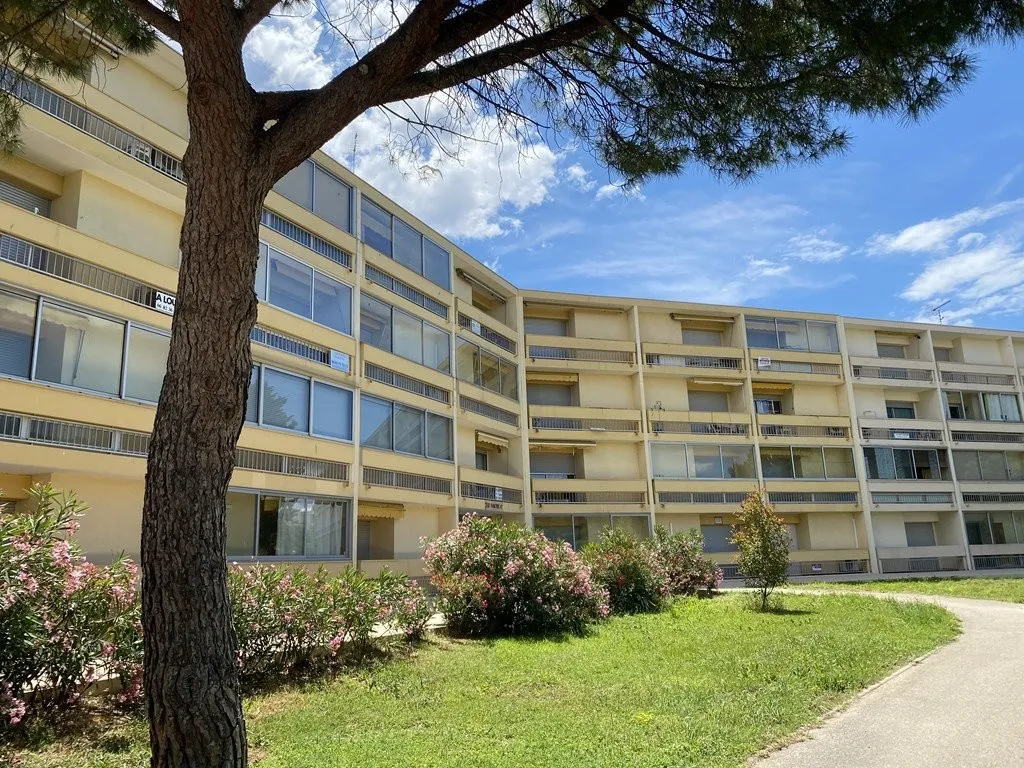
[754,591,1024,768]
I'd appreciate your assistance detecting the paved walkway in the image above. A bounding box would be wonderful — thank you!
[754,591,1024,767]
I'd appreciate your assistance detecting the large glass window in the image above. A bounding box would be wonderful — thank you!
[864,447,946,480]
[394,403,425,455]
[984,393,1021,422]
[232,494,350,558]
[267,248,313,317]
[361,197,451,290]
[124,326,170,402]
[954,450,1024,482]
[36,303,124,395]
[361,199,393,256]
[426,412,453,461]
[312,381,353,439]
[273,160,314,210]
[359,394,452,460]
[226,492,257,557]
[272,159,353,233]
[423,238,451,291]
[392,309,423,365]
[360,294,449,373]
[0,290,36,378]
[456,336,517,399]
[535,515,648,550]
[792,446,826,478]
[650,444,755,479]
[312,272,352,334]
[262,368,310,432]
[360,395,393,450]
[394,218,423,274]
[257,243,352,334]
[245,365,352,440]
[423,323,451,373]
[760,446,856,479]
[745,316,839,353]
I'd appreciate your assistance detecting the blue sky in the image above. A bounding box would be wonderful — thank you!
[244,19,1024,330]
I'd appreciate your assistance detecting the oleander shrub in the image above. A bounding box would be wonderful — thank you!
[652,525,722,597]
[582,527,669,615]
[423,514,609,637]
[0,485,143,728]
[732,489,792,612]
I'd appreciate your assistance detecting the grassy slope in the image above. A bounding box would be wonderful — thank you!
[809,577,1024,604]
[14,593,958,768]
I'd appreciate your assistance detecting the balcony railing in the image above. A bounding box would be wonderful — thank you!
[460,482,523,505]
[458,313,517,354]
[531,417,640,433]
[768,491,857,504]
[879,556,966,574]
[530,472,576,479]
[235,449,349,482]
[852,366,933,382]
[460,396,519,427]
[871,492,954,504]
[651,421,749,436]
[528,346,634,364]
[940,370,1017,386]
[645,354,741,370]
[366,263,448,319]
[759,424,850,439]
[534,490,646,504]
[861,427,944,441]
[365,362,451,405]
[658,491,748,504]
[950,430,1024,444]
[363,467,452,495]
[961,492,1024,504]
[721,560,869,579]
[756,361,843,376]
[974,554,1024,570]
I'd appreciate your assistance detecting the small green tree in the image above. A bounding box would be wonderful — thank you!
[731,490,791,612]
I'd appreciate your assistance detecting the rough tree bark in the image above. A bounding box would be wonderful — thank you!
[140,7,274,766]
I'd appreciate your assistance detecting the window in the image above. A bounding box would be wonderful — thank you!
[864,447,946,480]
[36,303,124,395]
[933,347,952,362]
[227,492,351,559]
[944,390,1016,422]
[682,329,722,346]
[530,452,576,479]
[245,365,352,440]
[886,401,916,419]
[524,316,568,336]
[0,290,37,378]
[754,397,783,415]
[358,394,453,461]
[760,446,856,479]
[701,525,737,553]
[966,512,1024,546]
[124,326,169,402]
[745,316,839,353]
[650,444,755,479]
[904,522,936,548]
[954,450,1024,482]
[257,243,352,334]
[475,451,489,471]
[359,294,450,373]
[535,515,648,550]
[361,198,452,290]
[984,393,1021,422]
[688,390,729,412]
[876,343,906,359]
[526,383,573,406]
[272,160,352,233]
[456,337,518,399]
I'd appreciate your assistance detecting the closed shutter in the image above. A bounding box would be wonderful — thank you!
[0,179,50,217]
[530,452,576,477]
[904,522,936,547]
[357,519,372,560]
[526,383,572,405]
[688,390,729,411]
[524,317,567,336]
[0,328,32,378]
[701,525,737,553]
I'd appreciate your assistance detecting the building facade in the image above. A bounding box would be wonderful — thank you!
[1,44,1023,578]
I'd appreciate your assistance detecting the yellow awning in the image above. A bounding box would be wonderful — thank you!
[359,502,405,519]
[751,381,794,392]
[526,371,578,384]
[529,440,597,451]
[476,431,509,450]
[692,379,744,387]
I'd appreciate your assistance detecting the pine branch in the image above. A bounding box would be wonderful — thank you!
[238,0,282,37]
[121,0,180,41]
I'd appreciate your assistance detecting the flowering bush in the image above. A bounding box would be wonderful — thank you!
[582,527,669,615]
[424,514,608,637]
[652,525,722,597]
[228,564,430,687]
[732,490,791,611]
[0,485,143,728]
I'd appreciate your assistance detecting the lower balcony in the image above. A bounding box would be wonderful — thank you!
[714,549,871,579]
[876,545,967,574]
[458,466,525,514]
[531,477,648,512]
[648,410,751,439]
[528,405,643,442]
[757,414,852,442]
[970,544,1024,570]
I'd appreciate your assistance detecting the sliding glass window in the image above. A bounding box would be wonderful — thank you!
[745,316,839,353]
[360,197,452,290]
[864,447,947,480]
[245,364,353,440]
[359,394,453,461]
[455,336,518,399]
[359,293,450,373]
[953,450,1024,482]
[271,158,352,233]
[760,446,856,479]
[650,443,756,479]
[255,243,352,335]
[227,490,351,559]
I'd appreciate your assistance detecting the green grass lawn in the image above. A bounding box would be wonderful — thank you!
[807,576,1024,604]
[13,593,958,768]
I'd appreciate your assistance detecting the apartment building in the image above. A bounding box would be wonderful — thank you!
[1,43,1023,578]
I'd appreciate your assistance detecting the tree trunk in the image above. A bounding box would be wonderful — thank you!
[141,21,272,760]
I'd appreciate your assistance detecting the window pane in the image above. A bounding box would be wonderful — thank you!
[313,166,351,232]
[426,412,453,461]
[807,321,839,353]
[864,448,893,480]
[36,304,124,395]
[268,249,313,318]
[255,243,267,301]
[792,447,825,478]
[689,390,728,412]
[0,291,37,378]
[258,496,306,556]
[893,449,916,480]
[124,326,169,402]
[273,159,313,209]
[776,318,808,351]
[682,329,721,346]
[701,525,736,552]
[760,447,794,478]
[524,317,567,336]
[360,395,392,450]
[612,516,649,538]
[392,309,423,365]
[754,397,782,415]
[313,273,351,334]
[823,448,856,479]
[423,238,450,290]
[953,451,982,481]
[999,394,1021,422]
[226,492,256,557]
[499,360,518,399]
[394,404,425,455]
[721,446,755,478]
[886,401,916,419]
[991,511,1018,545]
[876,343,906,359]
[423,322,450,373]
[312,382,352,440]
[359,294,392,351]
[262,368,310,432]
[965,513,992,545]
[904,522,936,547]
[690,445,724,478]
[745,317,779,349]
[527,383,573,406]
[361,199,392,256]
[393,218,423,274]
[651,444,688,478]
[479,350,500,392]
[245,367,260,423]
[305,499,346,556]
[979,451,1009,481]
[933,347,952,361]
[456,337,477,383]
[1007,452,1024,481]
[535,516,573,546]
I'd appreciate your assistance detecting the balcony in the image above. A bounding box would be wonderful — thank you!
[528,405,642,441]
[877,545,967,574]
[749,352,843,382]
[767,490,860,511]
[653,479,757,507]
[526,334,636,372]
[961,491,1024,507]
[531,478,648,510]
[458,394,521,433]
[457,302,518,355]
[717,551,871,578]
[642,342,744,378]
[970,545,1024,570]
[869,490,956,509]
[648,410,751,439]
[756,414,851,442]
[938,362,1018,389]
[850,361,934,387]
[458,467,525,513]
[950,429,1024,446]
[859,417,945,444]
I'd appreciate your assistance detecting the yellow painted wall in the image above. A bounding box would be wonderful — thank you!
[89,55,190,139]
[391,504,449,558]
[577,373,638,409]
[644,378,688,411]
[47,472,145,563]
[804,512,859,549]
[791,383,844,416]
[571,309,631,341]
[844,327,879,357]
[582,443,642,480]
[956,336,1006,367]
[654,512,701,534]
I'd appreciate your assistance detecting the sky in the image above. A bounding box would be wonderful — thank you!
[242,14,1024,331]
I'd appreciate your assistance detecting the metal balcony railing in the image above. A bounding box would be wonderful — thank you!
[973,554,1024,570]
[460,396,519,427]
[365,362,450,405]
[250,326,332,367]
[460,482,523,505]
[363,466,452,495]
[852,366,933,382]
[365,263,448,319]
[722,561,868,578]
[940,371,1017,386]
[531,417,640,433]
[651,421,749,436]
[530,473,576,479]
[861,427,944,441]
[259,209,351,267]
[658,491,749,504]
[950,431,1024,444]
[871,492,954,504]
[768,491,858,504]
[235,449,349,482]
[645,354,741,370]
[961,492,1024,504]
[534,490,646,505]
[528,346,634,364]
[757,360,843,376]
[458,313,517,354]
[879,556,966,574]
[759,424,850,439]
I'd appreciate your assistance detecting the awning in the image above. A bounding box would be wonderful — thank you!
[692,379,744,387]
[671,313,734,325]
[751,381,794,392]
[476,431,509,450]
[529,440,597,451]
[526,371,579,384]
[359,502,405,519]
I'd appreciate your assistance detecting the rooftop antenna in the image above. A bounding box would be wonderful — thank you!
[932,299,951,325]
[349,132,358,168]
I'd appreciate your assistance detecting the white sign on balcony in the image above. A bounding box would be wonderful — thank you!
[756,356,772,369]
[152,291,175,315]
[470,319,482,334]
[494,488,504,501]
[329,350,351,372]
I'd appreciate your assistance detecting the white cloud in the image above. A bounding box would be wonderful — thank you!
[594,183,645,202]
[868,199,1024,255]
[565,164,595,192]
[782,232,848,263]
[992,163,1024,197]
